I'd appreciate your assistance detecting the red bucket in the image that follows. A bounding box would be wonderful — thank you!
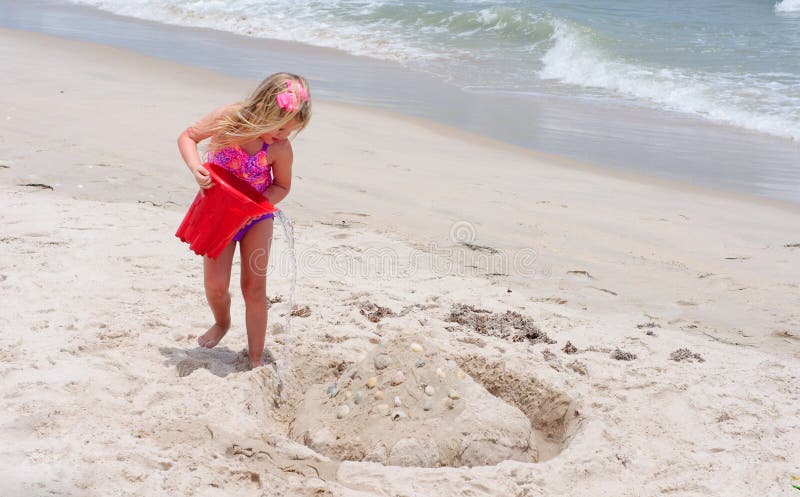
[175,162,275,259]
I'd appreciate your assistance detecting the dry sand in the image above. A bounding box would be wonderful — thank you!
[1,28,799,497]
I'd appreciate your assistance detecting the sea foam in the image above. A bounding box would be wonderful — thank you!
[539,21,800,140]
[67,0,800,141]
[775,0,800,13]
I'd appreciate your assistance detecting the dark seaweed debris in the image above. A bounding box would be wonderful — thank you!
[290,305,312,318]
[669,348,705,363]
[19,183,53,190]
[636,322,661,329]
[445,303,554,345]
[359,301,395,323]
[610,348,637,361]
[562,341,578,354]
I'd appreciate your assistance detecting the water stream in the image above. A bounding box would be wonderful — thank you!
[271,208,297,406]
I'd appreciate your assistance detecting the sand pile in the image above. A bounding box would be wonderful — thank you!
[289,336,537,467]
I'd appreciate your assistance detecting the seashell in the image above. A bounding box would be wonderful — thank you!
[390,370,405,386]
[447,389,461,400]
[374,354,392,370]
[374,390,384,400]
[326,384,339,397]
[336,405,350,419]
[436,367,445,379]
[410,342,423,353]
[415,358,426,368]
[422,398,433,411]
[457,369,466,380]
[354,391,364,405]
[391,409,407,421]
[366,377,378,389]
[394,396,402,407]
[424,385,435,396]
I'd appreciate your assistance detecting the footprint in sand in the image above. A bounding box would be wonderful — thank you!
[176,358,210,378]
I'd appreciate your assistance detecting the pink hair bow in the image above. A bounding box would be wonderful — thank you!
[276,80,309,113]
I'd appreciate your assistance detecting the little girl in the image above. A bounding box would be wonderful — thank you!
[177,72,311,369]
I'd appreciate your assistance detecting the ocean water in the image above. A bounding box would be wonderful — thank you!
[62,0,800,142]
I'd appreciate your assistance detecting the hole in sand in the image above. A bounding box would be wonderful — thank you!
[281,336,579,468]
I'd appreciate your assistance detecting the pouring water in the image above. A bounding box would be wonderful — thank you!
[269,208,297,406]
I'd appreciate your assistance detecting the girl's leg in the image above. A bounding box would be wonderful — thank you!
[238,218,273,368]
[198,241,237,348]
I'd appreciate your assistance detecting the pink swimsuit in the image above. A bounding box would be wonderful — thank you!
[207,142,272,193]
[207,142,274,241]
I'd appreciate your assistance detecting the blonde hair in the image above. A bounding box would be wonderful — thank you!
[210,72,311,150]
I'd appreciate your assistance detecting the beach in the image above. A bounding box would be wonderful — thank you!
[1,24,800,497]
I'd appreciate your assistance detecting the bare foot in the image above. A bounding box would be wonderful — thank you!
[198,321,230,348]
[248,355,264,370]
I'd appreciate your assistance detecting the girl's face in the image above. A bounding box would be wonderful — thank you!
[260,119,302,144]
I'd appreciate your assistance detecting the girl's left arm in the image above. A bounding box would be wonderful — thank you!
[263,141,293,205]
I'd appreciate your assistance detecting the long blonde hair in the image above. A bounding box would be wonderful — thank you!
[210,72,311,151]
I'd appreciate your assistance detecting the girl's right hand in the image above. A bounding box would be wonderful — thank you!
[193,164,214,189]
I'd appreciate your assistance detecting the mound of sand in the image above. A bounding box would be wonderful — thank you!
[289,336,537,467]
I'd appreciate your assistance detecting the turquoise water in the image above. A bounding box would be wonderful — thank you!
[62,0,800,140]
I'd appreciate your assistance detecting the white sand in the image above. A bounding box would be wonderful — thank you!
[1,28,799,497]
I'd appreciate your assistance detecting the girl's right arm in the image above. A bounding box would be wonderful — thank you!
[177,104,237,189]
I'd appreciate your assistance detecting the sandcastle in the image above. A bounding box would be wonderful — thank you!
[289,336,538,467]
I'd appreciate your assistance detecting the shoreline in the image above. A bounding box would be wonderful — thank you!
[0,25,796,216]
[2,0,799,204]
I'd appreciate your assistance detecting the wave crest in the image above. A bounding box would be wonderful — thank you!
[443,6,553,43]
[539,21,800,140]
[775,0,800,13]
